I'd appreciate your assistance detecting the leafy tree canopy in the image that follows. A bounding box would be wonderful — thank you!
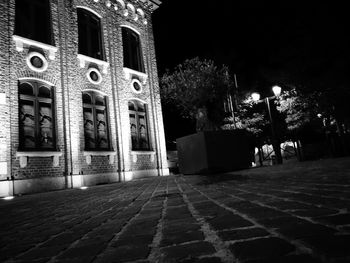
[160,57,233,131]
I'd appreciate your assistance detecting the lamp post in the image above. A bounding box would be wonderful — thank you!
[252,86,283,164]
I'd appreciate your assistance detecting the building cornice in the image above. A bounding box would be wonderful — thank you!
[92,0,161,18]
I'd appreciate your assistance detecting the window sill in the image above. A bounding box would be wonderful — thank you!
[83,151,116,165]
[12,35,58,60]
[123,67,148,84]
[77,54,109,74]
[16,151,62,168]
[131,150,155,162]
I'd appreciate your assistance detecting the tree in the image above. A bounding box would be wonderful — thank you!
[160,57,234,132]
[276,87,350,157]
[276,88,319,132]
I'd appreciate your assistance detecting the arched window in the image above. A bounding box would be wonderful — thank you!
[77,8,104,60]
[18,80,56,150]
[129,100,149,150]
[15,0,53,44]
[122,27,145,72]
[82,91,110,150]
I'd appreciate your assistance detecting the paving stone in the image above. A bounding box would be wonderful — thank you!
[144,201,163,208]
[57,242,106,260]
[181,256,222,263]
[207,212,253,230]
[110,235,154,248]
[277,222,336,239]
[315,213,350,226]
[98,244,150,262]
[160,230,204,247]
[165,207,192,220]
[122,221,158,237]
[41,232,82,247]
[237,206,289,220]
[191,201,219,210]
[244,253,323,263]
[218,227,270,241]
[223,200,259,211]
[229,237,295,261]
[16,245,66,261]
[193,205,228,218]
[163,220,200,234]
[160,241,216,262]
[167,198,186,207]
[258,216,308,229]
[292,208,338,217]
[267,200,317,211]
[1,159,350,262]
[186,194,208,203]
[301,234,350,257]
[230,193,262,201]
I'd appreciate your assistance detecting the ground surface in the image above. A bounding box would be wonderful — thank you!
[1,157,350,263]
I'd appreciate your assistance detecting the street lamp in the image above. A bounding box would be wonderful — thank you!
[252,86,283,164]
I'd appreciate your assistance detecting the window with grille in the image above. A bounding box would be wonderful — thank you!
[18,80,56,150]
[83,91,110,150]
[77,8,104,60]
[122,27,145,72]
[15,0,53,44]
[129,100,150,151]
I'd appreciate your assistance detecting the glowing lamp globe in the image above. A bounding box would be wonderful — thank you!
[252,92,261,102]
[272,85,282,97]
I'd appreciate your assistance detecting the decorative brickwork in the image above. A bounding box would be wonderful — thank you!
[0,0,168,196]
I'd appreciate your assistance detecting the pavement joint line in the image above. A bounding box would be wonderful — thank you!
[92,179,162,262]
[46,181,157,263]
[278,185,350,194]
[228,184,344,213]
[239,183,350,202]
[222,184,345,231]
[261,186,350,202]
[176,178,236,263]
[230,186,347,231]
[181,178,326,263]
[147,178,168,262]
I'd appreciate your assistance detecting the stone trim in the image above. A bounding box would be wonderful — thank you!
[16,151,62,168]
[83,151,116,165]
[12,35,58,60]
[123,67,148,84]
[131,150,155,162]
[77,54,109,74]
[26,52,48,73]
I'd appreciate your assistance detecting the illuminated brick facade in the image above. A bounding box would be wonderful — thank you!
[0,0,168,196]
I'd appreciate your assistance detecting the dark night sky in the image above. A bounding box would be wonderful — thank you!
[151,0,349,142]
[152,0,349,94]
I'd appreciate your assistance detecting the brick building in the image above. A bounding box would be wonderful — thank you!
[0,0,169,197]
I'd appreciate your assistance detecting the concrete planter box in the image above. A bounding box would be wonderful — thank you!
[176,130,253,174]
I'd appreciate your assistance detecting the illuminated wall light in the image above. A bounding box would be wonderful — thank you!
[106,0,111,7]
[48,53,55,60]
[0,93,6,105]
[123,10,128,16]
[124,172,133,181]
[114,5,118,11]
[3,196,14,200]
[80,186,88,190]
[143,19,148,25]
[15,44,23,52]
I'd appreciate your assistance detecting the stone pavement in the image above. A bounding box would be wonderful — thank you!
[1,157,350,263]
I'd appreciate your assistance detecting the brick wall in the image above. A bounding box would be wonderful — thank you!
[0,0,168,194]
[0,1,11,179]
